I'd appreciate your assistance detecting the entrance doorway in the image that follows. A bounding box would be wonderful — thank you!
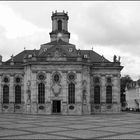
[52,100,61,113]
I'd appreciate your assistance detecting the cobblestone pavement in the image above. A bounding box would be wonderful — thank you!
[0,113,140,139]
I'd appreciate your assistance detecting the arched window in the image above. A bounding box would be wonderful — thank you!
[54,74,59,82]
[68,83,75,104]
[15,85,21,104]
[3,85,9,104]
[94,86,100,104]
[106,85,112,103]
[58,20,62,31]
[38,83,45,104]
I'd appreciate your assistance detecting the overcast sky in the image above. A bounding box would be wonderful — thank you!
[0,1,140,80]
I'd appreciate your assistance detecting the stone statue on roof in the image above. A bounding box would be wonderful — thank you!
[113,55,117,62]
[118,56,121,62]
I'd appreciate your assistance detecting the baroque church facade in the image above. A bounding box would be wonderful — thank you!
[0,11,123,115]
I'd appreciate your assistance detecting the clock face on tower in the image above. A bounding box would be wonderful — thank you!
[57,33,63,41]
[57,33,63,38]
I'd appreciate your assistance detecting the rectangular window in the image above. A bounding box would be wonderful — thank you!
[38,83,45,104]
[15,85,21,104]
[94,86,100,104]
[106,86,112,104]
[68,83,75,104]
[3,85,9,104]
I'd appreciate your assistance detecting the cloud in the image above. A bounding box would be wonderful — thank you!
[0,3,50,61]
[0,3,46,39]
[69,2,140,56]
[0,1,140,80]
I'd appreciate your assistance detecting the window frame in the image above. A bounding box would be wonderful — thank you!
[38,83,45,104]
[58,20,62,31]
[3,85,9,104]
[15,85,21,104]
[94,85,100,104]
[68,82,75,104]
[106,85,112,104]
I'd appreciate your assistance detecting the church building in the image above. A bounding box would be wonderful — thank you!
[0,11,123,115]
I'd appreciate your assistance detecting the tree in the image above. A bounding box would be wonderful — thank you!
[121,75,133,93]
[120,75,133,108]
[137,79,140,86]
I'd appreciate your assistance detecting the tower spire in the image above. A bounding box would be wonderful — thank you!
[49,11,70,43]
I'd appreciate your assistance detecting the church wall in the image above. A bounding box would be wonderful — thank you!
[23,64,85,115]
[91,68,121,113]
[81,66,91,115]
[45,72,52,115]
[0,69,24,113]
[0,75,2,112]
[0,11,123,115]
[0,64,121,115]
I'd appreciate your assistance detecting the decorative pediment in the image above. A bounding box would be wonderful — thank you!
[54,50,61,58]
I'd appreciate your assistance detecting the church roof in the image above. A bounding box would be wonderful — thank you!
[42,39,74,46]
[4,40,110,64]
[80,50,109,62]
[5,47,110,64]
[5,50,39,63]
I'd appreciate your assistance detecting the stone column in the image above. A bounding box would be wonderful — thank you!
[101,75,106,112]
[112,75,121,112]
[0,75,2,112]
[46,72,51,114]
[9,74,14,113]
[25,65,32,114]
[62,72,67,102]
[76,72,82,102]
[101,75,106,103]
[31,72,37,114]
[113,76,119,103]
[83,72,90,115]
[61,72,68,115]
[46,72,51,102]
[23,71,27,113]
[21,82,24,112]
[90,75,94,113]
[76,72,82,115]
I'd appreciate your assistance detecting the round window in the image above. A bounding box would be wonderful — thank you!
[16,77,20,83]
[54,74,59,82]
[4,77,9,83]
[39,106,44,110]
[38,74,45,80]
[69,74,75,80]
[69,105,74,110]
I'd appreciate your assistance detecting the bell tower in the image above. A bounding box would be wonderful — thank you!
[49,10,70,43]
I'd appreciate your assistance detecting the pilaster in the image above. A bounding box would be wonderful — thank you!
[101,76,106,103]
[9,75,14,113]
[76,72,82,102]
[62,72,67,102]
[31,72,37,114]
[0,75,2,112]
[46,72,51,114]
[101,75,106,112]
[112,75,121,112]
[113,76,120,103]
[46,72,51,102]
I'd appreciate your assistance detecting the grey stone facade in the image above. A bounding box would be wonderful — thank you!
[0,11,123,115]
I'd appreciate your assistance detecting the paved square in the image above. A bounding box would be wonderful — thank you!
[0,113,140,139]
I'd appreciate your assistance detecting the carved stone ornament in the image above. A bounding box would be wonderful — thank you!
[54,50,61,58]
[83,89,87,103]
[52,83,61,97]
